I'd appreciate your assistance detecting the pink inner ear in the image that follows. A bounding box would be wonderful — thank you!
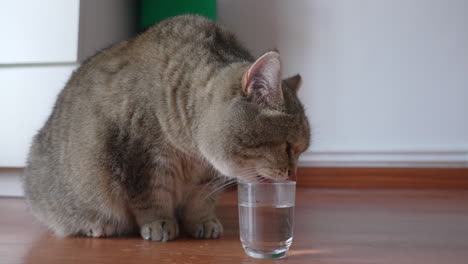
[242,51,283,109]
[243,51,281,94]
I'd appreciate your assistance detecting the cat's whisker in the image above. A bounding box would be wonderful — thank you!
[236,168,256,176]
[233,169,258,182]
[202,179,237,201]
[237,172,260,183]
[240,175,262,184]
[205,174,235,189]
[202,178,230,196]
[199,175,226,193]
[241,168,258,176]
[237,171,257,178]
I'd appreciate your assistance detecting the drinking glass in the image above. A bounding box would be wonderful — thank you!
[237,181,296,259]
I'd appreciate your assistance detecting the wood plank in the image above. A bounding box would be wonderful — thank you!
[1,189,468,264]
[296,167,468,189]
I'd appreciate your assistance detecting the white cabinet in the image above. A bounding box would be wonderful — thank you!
[0,0,137,196]
[0,65,77,167]
[0,1,80,64]
[0,0,137,170]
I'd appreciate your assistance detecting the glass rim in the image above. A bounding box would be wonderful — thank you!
[238,180,296,186]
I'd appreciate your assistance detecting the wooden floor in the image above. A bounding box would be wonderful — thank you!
[1,189,467,264]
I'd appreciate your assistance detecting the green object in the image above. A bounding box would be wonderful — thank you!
[140,0,216,30]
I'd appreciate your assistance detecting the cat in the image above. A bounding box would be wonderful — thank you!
[23,15,310,241]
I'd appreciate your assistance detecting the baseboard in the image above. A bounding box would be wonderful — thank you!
[299,148,468,168]
[0,168,24,197]
[296,167,468,189]
[296,148,468,189]
[2,168,467,197]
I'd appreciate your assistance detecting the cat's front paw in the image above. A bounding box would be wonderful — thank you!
[140,219,179,242]
[188,218,223,239]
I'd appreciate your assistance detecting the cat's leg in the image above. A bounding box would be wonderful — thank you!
[181,189,223,239]
[129,175,179,242]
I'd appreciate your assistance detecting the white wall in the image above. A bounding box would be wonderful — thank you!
[1,0,468,196]
[218,0,468,167]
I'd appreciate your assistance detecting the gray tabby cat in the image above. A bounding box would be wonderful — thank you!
[23,15,310,241]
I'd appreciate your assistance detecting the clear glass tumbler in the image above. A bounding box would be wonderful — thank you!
[238,181,296,259]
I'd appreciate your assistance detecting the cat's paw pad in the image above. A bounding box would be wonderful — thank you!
[190,218,223,239]
[140,219,179,242]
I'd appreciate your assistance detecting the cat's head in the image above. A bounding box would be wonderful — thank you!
[199,51,310,182]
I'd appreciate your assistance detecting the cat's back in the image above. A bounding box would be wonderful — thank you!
[39,16,222,122]
[138,15,235,49]
[63,15,252,101]
[143,15,218,42]
[130,15,254,68]
[24,15,251,177]
[28,15,252,159]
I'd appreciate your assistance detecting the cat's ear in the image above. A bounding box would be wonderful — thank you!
[242,51,283,110]
[283,74,302,93]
